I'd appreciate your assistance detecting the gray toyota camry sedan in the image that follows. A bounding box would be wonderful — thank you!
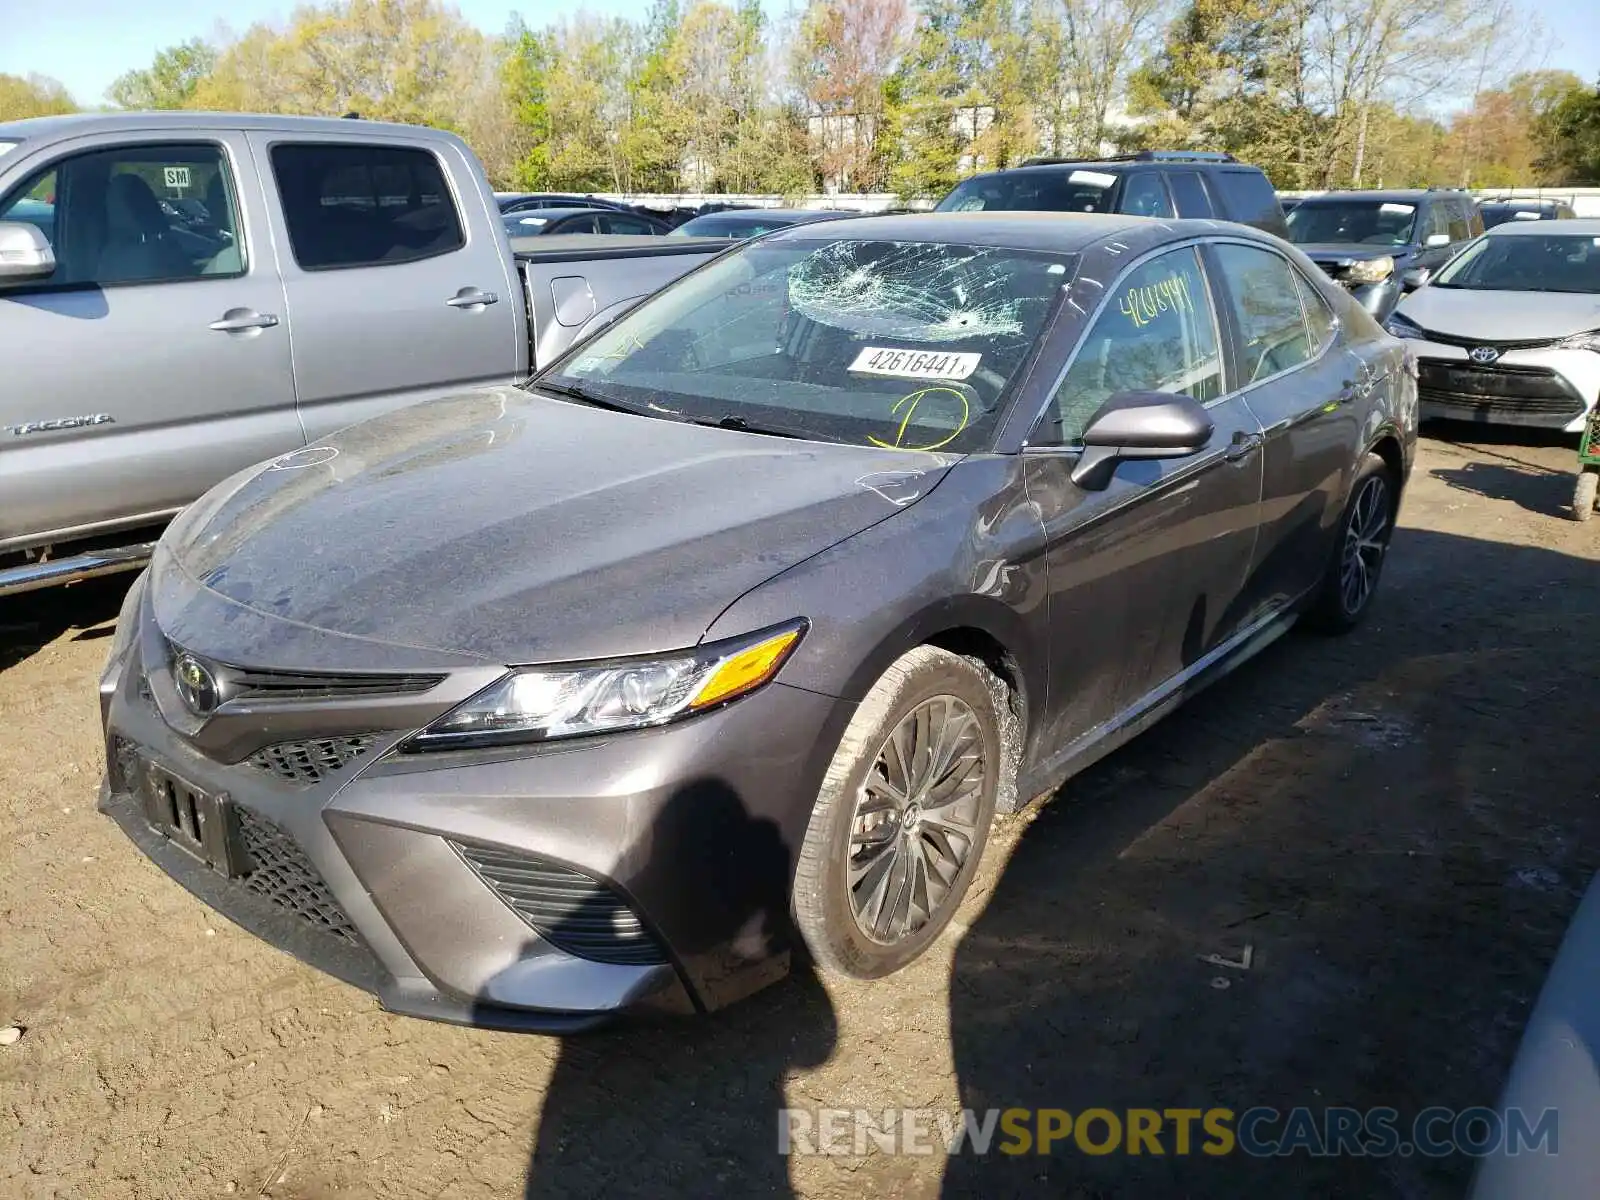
[99,213,1417,1030]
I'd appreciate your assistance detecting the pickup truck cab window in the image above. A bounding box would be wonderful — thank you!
[0,142,243,287]
[270,143,465,271]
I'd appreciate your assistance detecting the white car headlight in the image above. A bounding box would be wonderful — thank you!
[1347,256,1395,284]
[1555,328,1600,353]
[1383,312,1424,339]
[405,620,806,750]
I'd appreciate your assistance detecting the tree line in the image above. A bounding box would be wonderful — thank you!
[3,0,1599,199]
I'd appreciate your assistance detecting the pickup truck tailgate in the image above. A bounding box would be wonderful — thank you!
[513,235,729,369]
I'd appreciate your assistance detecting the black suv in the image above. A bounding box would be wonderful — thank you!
[1284,188,1484,321]
[933,151,1289,238]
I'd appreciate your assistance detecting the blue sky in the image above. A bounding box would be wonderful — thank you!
[2,0,1597,108]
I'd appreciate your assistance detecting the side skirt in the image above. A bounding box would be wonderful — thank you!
[1009,605,1300,813]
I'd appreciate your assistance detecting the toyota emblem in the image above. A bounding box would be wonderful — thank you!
[172,652,220,716]
[1469,346,1500,364]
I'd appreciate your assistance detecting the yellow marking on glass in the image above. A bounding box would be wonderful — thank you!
[866,387,972,452]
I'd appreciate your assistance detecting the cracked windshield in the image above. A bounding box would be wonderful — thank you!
[546,238,1075,451]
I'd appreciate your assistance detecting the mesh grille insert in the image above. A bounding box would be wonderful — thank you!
[236,806,361,945]
[452,843,667,966]
[248,736,376,785]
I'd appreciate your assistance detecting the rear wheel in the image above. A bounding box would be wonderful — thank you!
[791,647,1001,978]
[1574,470,1597,523]
[1304,453,1397,634]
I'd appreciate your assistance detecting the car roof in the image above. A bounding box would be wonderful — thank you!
[764,210,1235,252]
[690,208,856,221]
[967,160,1252,180]
[504,207,626,221]
[1486,217,1600,236]
[0,110,463,143]
[1293,189,1453,205]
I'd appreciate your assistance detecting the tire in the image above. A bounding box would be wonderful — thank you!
[791,646,1002,978]
[1304,452,1398,634]
[1574,470,1597,523]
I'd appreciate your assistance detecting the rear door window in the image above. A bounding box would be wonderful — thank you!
[601,213,659,235]
[1445,201,1471,242]
[1119,172,1175,218]
[270,142,464,271]
[1167,171,1214,218]
[1213,243,1314,382]
[1209,169,1283,230]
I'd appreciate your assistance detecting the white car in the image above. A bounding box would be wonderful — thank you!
[1384,219,1600,432]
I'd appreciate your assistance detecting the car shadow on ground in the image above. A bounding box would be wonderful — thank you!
[509,524,1600,1199]
[0,573,134,673]
[1425,420,1579,517]
[943,527,1600,1198]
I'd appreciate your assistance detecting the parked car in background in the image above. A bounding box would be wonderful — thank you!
[1285,188,1483,320]
[502,206,670,237]
[1384,218,1600,431]
[1478,198,1577,228]
[934,150,1290,238]
[496,192,633,215]
[99,211,1415,1030]
[0,112,724,596]
[670,207,859,239]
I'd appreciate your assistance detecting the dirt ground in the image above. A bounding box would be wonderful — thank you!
[3,425,1599,1200]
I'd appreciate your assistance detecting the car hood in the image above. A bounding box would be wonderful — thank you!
[158,386,953,665]
[1396,286,1600,341]
[1294,243,1413,264]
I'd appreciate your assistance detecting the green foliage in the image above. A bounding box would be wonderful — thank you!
[109,40,218,110]
[0,73,76,121]
[1536,81,1600,184]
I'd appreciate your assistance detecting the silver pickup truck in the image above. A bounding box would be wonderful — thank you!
[0,112,725,595]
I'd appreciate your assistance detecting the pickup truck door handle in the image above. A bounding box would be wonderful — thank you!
[208,310,279,333]
[446,288,499,309]
[1225,430,1264,462]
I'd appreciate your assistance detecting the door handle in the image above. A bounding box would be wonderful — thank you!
[208,310,279,332]
[1225,431,1264,462]
[446,289,499,309]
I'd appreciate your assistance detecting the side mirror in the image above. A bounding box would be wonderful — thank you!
[0,220,56,284]
[1424,233,1451,248]
[1400,267,1431,291]
[1071,390,1214,491]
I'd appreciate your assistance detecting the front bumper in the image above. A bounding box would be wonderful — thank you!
[99,577,849,1030]
[1411,341,1600,431]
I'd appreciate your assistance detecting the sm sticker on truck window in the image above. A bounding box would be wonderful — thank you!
[849,347,982,381]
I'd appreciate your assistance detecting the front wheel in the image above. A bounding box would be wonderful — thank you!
[791,646,1001,978]
[1574,470,1597,523]
[1304,453,1398,634]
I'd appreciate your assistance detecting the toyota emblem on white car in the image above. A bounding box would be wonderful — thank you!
[1469,346,1500,364]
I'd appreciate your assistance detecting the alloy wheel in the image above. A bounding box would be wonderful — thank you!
[1340,474,1391,616]
[847,695,987,945]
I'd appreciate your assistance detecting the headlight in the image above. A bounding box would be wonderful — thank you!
[404,620,807,751]
[1555,328,1600,353]
[1347,256,1395,284]
[1383,311,1424,339]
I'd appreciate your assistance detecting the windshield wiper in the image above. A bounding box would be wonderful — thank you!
[695,414,813,441]
[533,379,650,417]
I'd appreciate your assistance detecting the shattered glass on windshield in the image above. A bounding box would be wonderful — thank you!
[540,237,1075,453]
[786,241,1027,342]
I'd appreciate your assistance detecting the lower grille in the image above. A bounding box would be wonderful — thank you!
[236,806,362,945]
[452,842,667,966]
[1418,361,1584,417]
[248,736,376,786]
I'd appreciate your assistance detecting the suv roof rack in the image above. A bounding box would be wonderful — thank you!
[1019,150,1237,167]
